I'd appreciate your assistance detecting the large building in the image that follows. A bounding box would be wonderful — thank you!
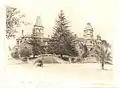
[16,17,103,56]
[16,16,49,54]
[74,22,103,57]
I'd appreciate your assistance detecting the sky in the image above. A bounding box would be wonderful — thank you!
[6,0,117,46]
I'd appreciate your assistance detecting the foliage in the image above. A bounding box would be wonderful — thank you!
[102,40,111,48]
[75,42,88,58]
[48,10,77,56]
[19,46,32,57]
[27,36,44,57]
[81,44,89,58]
[6,6,30,39]
[94,45,112,64]
[11,51,19,59]
[74,41,89,63]
[11,47,19,59]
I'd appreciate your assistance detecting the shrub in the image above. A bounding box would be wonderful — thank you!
[11,51,19,59]
[61,55,70,61]
[11,47,19,59]
[19,46,32,57]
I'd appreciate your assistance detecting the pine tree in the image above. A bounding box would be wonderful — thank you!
[48,10,77,57]
[27,36,44,58]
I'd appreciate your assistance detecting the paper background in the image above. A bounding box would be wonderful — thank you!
[0,0,120,87]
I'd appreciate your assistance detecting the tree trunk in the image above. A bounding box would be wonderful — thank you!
[33,54,36,58]
[102,63,104,69]
[69,57,71,64]
[60,54,63,58]
[82,57,84,64]
[101,58,105,70]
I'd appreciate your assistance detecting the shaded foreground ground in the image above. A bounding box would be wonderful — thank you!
[2,59,115,88]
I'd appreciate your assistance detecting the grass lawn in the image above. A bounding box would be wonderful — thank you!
[2,58,115,88]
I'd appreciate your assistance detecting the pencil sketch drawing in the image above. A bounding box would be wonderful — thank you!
[5,0,116,88]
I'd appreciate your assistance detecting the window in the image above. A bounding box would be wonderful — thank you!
[90,41,92,43]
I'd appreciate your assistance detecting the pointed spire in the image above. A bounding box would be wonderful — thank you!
[97,33,101,40]
[85,22,93,30]
[35,16,42,27]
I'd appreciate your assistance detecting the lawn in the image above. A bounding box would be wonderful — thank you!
[2,59,115,88]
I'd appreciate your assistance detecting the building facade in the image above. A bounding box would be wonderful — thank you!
[74,22,103,57]
[16,16,49,54]
[83,22,94,51]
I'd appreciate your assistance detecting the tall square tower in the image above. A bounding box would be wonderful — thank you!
[83,23,94,51]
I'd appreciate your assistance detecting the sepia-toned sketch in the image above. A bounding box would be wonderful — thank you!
[5,0,117,88]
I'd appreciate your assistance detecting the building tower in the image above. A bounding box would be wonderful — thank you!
[33,16,44,38]
[96,34,102,45]
[83,22,94,51]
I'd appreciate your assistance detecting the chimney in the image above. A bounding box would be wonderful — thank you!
[22,30,24,37]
